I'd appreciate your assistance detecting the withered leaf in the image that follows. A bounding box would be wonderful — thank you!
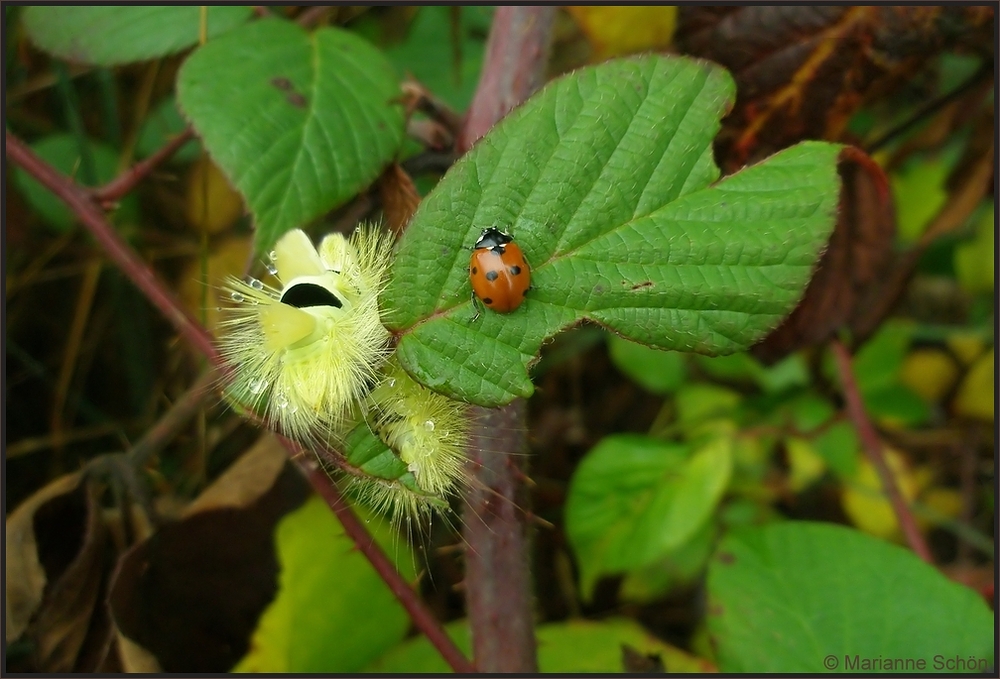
[107,440,309,672]
[29,482,111,672]
[377,162,422,236]
[6,473,83,643]
[677,6,994,170]
[753,146,896,362]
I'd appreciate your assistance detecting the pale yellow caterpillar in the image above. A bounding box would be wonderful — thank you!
[217,225,394,446]
[218,224,473,534]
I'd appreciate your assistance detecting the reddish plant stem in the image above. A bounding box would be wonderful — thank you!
[459,5,555,673]
[831,339,933,563]
[462,401,537,673]
[6,128,476,672]
[91,127,195,204]
[289,448,477,674]
[458,6,556,154]
[6,130,220,365]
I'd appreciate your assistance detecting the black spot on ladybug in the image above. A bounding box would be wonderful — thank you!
[271,77,293,91]
[485,270,499,282]
[471,266,478,275]
[508,265,521,275]
[281,282,342,309]
[482,297,493,305]
[287,92,307,108]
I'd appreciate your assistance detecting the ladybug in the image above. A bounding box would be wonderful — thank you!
[469,227,531,318]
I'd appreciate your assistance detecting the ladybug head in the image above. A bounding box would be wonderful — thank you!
[474,226,513,251]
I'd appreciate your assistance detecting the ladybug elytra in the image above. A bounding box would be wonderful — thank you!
[468,227,531,317]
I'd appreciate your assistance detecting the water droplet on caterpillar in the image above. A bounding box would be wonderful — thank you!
[230,291,245,302]
[248,377,269,394]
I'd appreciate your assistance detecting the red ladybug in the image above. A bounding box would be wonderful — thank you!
[469,227,531,317]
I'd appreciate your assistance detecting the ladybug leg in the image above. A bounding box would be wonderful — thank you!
[470,290,482,322]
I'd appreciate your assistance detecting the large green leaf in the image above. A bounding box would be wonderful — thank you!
[383,55,842,406]
[22,6,253,65]
[707,521,995,673]
[177,19,405,251]
[232,496,414,673]
[565,433,732,598]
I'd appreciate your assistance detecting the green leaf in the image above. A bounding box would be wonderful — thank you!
[812,421,860,479]
[384,54,843,406]
[608,334,686,394]
[787,392,835,433]
[177,19,405,252]
[848,320,913,394]
[22,6,253,66]
[566,433,732,599]
[708,521,994,673]
[675,383,741,425]
[232,496,414,673]
[366,618,714,673]
[12,134,138,232]
[954,202,994,294]
[620,517,717,602]
[382,6,494,110]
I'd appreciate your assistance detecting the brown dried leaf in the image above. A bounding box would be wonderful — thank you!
[107,439,309,672]
[377,162,422,236]
[5,472,82,643]
[183,433,289,516]
[29,483,110,672]
[753,147,896,362]
[677,6,994,170]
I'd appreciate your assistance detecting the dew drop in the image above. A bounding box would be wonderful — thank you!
[388,378,397,388]
[288,405,299,415]
[230,291,245,302]
[266,263,278,275]
[248,277,264,290]
[248,377,268,395]
[423,419,435,432]
[268,250,278,261]
[275,392,289,408]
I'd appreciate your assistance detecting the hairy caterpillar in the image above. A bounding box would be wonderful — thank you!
[218,226,394,445]
[218,225,472,534]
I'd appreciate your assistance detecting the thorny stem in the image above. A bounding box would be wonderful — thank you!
[91,127,195,204]
[831,339,934,563]
[459,5,556,673]
[5,129,475,673]
[6,130,220,365]
[288,447,477,675]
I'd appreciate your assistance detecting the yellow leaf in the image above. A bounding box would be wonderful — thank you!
[566,6,676,61]
[785,437,826,492]
[841,448,918,540]
[918,487,964,530]
[185,155,245,234]
[952,349,994,421]
[179,235,253,335]
[899,348,959,404]
[946,332,986,366]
